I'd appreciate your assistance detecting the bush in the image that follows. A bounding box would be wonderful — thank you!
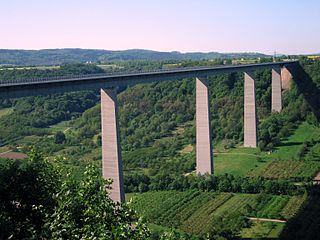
[47,164,150,239]
[0,150,60,239]
[0,150,150,240]
[54,131,66,144]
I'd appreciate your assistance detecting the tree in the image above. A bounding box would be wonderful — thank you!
[54,131,66,144]
[138,182,149,193]
[46,164,150,239]
[0,150,60,239]
[159,228,199,240]
[208,214,249,240]
[0,150,150,239]
[96,135,102,146]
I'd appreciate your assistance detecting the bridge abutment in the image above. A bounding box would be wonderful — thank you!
[272,67,282,112]
[244,72,258,148]
[101,88,125,203]
[196,77,213,174]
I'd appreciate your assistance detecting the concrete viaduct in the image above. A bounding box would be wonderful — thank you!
[0,61,297,203]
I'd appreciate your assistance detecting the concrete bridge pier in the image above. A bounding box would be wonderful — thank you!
[196,77,213,174]
[281,66,293,90]
[272,67,282,112]
[101,88,125,203]
[244,72,258,148]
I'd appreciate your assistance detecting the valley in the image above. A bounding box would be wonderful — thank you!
[1,56,320,239]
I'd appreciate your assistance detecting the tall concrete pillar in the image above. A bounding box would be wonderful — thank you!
[196,77,213,174]
[281,67,293,90]
[272,67,282,112]
[101,88,125,203]
[244,72,257,148]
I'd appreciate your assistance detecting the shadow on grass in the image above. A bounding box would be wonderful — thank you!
[278,141,303,147]
[279,186,320,240]
[287,64,320,121]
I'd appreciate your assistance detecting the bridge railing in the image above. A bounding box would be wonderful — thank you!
[0,65,218,86]
[0,61,297,87]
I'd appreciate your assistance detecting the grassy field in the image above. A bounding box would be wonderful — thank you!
[213,122,320,179]
[247,122,320,179]
[0,146,10,153]
[0,108,13,118]
[130,190,305,237]
[214,151,267,176]
[213,146,270,177]
[97,64,124,70]
[212,138,267,177]
[0,66,60,71]
[267,121,320,160]
[13,135,42,145]
[48,120,72,133]
[240,221,285,239]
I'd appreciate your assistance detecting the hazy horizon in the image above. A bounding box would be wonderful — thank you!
[0,47,317,56]
[1,0,320,55]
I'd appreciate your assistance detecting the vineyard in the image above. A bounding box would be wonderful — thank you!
[129,190,306,236]
[240,222,285,239]
[280,194,320,240]
[249,160,320,179]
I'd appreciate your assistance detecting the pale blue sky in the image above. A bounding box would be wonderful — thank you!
[1,0,319,54]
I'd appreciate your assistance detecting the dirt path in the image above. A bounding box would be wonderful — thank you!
[314,171,320,181]
[0,149,27,160]
[248,217,287,223]
[0,150,13,156]
[313,171,320,184]
[215,152,258,157]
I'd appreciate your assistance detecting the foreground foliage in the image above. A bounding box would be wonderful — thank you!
[0,150,59,239]
[0,151,149,239]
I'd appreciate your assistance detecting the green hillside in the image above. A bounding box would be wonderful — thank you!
[0,48,268,66]
[1,57,320,239]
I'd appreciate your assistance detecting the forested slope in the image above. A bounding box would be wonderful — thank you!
[0,58,318,173]
[71,58,313,158]
[0,48,268,66]
[0,57,320,239]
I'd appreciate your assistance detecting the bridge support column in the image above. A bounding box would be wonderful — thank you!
[281,67,293,90]
[101,88,125,203]
[196,77,213,174]
[244,72,257,148]
[272,67,282,112]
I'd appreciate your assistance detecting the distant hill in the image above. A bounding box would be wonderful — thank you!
[0,49,269,66]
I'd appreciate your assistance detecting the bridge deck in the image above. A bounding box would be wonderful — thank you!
[0,61,298,99]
